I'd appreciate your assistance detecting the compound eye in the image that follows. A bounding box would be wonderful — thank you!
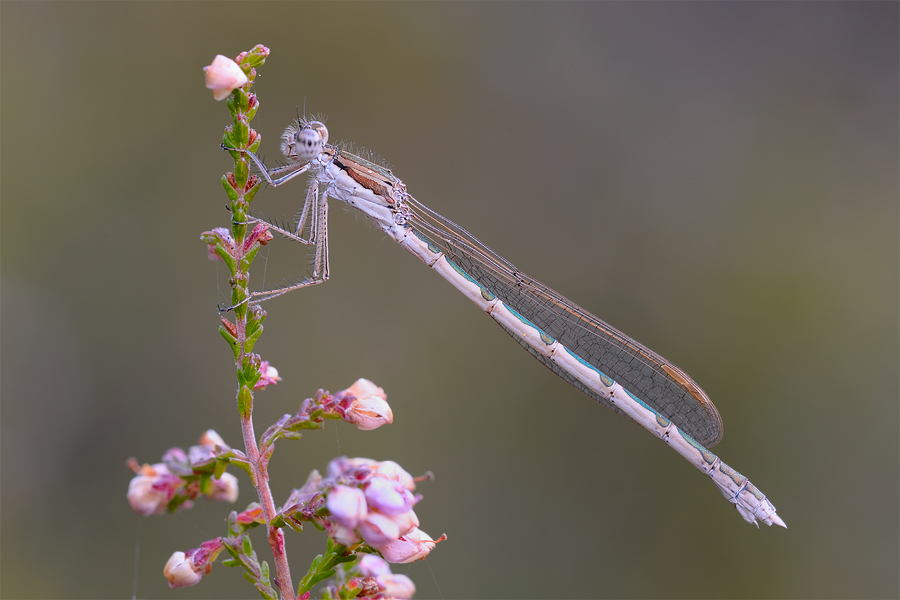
[294,127,324,162]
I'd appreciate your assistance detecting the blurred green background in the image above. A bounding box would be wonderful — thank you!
[2,2,897,599]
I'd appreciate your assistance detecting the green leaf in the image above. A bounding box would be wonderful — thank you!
[238,385,253,418]
[213,458,228,479]
[221,174,240,202]
[219,327,240,361]
[234,157,249,189]
[234,116,249,149]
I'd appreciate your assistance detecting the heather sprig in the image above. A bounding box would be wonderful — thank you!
[125,46,442,600]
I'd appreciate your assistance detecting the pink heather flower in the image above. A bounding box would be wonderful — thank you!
[358,512,401,547]
[373,460,415,490]
[326,457,377,480]
[243,223,273,252]
[202,227,234,262]
[203,55,249,101]
[344,393,393,431]
[187,445,214,467]
[163,551,203,588]
[389,510,420,537]
[345,378,386,401]
[205,472,238,503]
[254,361,281,390]
[358,554,392,578]
[377,573,416,599]
[199,429,227,449]
[188,429,229,467]
[330,524,361,547]
[162,539,223,589]
[326,485,367,528]
[364,477,415,516]
[376,528,442,564]
[127,463,179,516]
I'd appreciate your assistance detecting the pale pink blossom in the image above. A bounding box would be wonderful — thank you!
[163,551,202,588]
[205,472,238,503]
[389,509,420,537]
[377,573,416,599]
[326,456,377,479]
[326,485,367,528]
[344,394,393,430]
[203,55,249,101]
[330,524,361,547]
[127,463,179,516]
[254,361,281,390]
[358,554,392,578]
[199,429,226,449]
[345,378,386,401]
[364,477,415,516]
[376,528,442,564]
[358,512,401,547]
[373,460,415,490]
[202,227,234,262]
[187,444,215,466]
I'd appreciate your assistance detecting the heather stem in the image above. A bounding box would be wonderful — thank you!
[240,410,294,600]
[213,45,295,600]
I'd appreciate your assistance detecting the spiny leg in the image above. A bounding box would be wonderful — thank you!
[222,143,312,187]
[220,179,331,312]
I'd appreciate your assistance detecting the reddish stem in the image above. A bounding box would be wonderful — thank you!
[234,212,295,600]
[240,409,294,599]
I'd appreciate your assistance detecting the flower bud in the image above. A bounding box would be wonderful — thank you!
[344,393,393,431]
[374,460,416,490]
[376,528,442,564]
[345,378,386,400]
[326,456,377,479]
[389,509,420,537]
[358,512,401,547]
[202,227,235,262]
[203,55,249,101]
[326,485,367,528]
[199,429,227,449]
[205,472,238,503]
[357,554,391,578]
[364,477,415,516]
[377,573,416,599]
[127,474,169,516]
[126,463,179,516]
[163,551,203,588]
[254,361,281,390]
[330,524,361,547]
[187,444,215,467]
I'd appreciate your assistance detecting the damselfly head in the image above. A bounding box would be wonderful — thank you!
[280,120,328,164]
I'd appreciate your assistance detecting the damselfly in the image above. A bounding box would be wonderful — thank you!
[226,118,785,528]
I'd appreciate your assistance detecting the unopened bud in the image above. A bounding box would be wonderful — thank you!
[364,477,415,516]
[205,472,238,503]
[203,55,249,101]
[344,394,393,431]
[377,573,416,599]
[326,485,367,528]
[254,361,281,390]
[199,430,227,449]
[358,512,401,547]
[163,551,203,588]
[376,528,443,564]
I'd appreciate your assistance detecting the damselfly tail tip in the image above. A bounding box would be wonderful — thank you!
[768,513,787,528]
